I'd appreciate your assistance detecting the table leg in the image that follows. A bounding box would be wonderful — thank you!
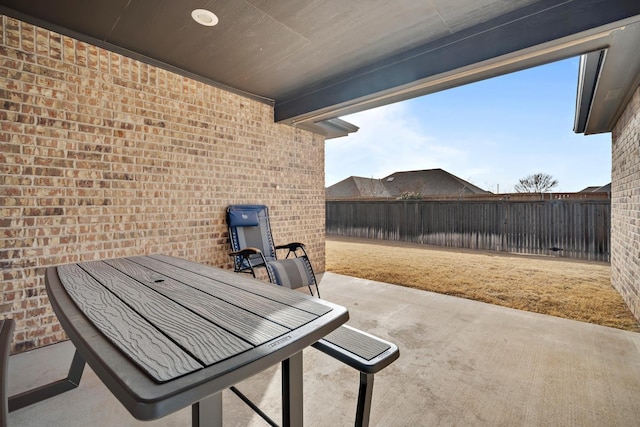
[192,391,222,427]
[355,372,374,427]
[8,349,85,412]
[281,351,303,427]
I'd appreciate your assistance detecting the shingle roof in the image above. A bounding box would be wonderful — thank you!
[326,168,489,199]
[325,176,391,199]
[579,183,611,193]
[381,169,488,197]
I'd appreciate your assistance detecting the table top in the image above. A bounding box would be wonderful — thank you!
[45,254,348,420]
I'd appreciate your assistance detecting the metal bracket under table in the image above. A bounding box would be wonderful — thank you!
[8,349,86,412]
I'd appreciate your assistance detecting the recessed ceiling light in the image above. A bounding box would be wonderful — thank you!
[191,9,219,27]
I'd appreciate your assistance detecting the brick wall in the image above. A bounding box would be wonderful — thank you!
[0,16,326,353]
[611,85,640,320]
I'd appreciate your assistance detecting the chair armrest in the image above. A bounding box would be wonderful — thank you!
[275,242,305,251]
[275,242,309,260]
[229,247,262,257]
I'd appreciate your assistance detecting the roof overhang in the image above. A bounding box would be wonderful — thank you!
[277,2,640,131]
[574,20,640,134]
[1,0,640,138]
[296,118,360,140]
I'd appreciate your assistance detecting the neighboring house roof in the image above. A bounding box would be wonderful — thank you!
[596,183,612,192]
[579,186,601,192]
[325,176,391,199]
[326,168,489,199]
[382,169,489,197]
[580,183,611,193]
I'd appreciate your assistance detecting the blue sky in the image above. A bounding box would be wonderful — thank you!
[325,57,612,193]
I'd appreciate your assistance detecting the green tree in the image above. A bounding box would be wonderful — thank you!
[514,173,558,193]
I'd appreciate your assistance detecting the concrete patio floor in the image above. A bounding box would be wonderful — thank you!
[7,272,640,426]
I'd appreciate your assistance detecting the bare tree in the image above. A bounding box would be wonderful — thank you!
[514,173,558,193]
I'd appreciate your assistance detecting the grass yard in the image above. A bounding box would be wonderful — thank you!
[325,236,640,332]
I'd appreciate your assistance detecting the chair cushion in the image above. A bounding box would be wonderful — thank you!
[265,258,314,289]
[228,210,259,227]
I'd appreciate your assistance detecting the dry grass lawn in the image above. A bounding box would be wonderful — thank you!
[326,236,640,332]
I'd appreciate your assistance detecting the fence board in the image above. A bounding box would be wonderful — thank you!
[326,200,610,262]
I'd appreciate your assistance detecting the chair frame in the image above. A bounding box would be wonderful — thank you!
[226,204,320,297]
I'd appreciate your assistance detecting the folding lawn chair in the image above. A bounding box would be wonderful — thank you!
[226,204,320,297]
[226,204,399,427]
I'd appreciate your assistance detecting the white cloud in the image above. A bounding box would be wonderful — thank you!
[325,103,466,186]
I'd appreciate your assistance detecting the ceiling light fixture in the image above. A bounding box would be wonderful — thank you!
[191,9,219,27]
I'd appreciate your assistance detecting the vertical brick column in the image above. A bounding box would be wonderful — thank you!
[611,86,640,321]
[0,16,326,352]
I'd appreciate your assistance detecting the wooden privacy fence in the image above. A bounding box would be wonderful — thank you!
[326,199,611,262]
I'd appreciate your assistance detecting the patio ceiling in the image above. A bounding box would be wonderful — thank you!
[1,0,640,137]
